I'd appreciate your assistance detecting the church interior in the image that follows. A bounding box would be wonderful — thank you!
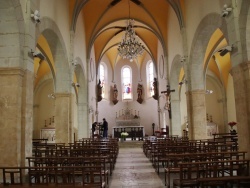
[1,0,250,187]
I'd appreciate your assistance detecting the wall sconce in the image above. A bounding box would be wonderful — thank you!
[31,10,41,23]
[221,4,232,17]
[179,79,188,85]
[72,82,80,87]
[48,93,55,99]
[180,56,186,63]
[72,60,77,67]
[206,90,213,94]
[88,105,94,114]
[218,45,233,56]
[29,49,45,60]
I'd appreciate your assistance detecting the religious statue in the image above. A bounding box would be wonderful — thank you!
[137,83,143,104]
[152,77,159,100]
[163,85,174,119]
[112,84,118,105]
[97,79,103,102]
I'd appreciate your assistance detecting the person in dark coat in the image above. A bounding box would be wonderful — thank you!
[92,122,97,138]
[102,118,108,138]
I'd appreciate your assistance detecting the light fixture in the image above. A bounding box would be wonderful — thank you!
[117,0,145,62]
[206,90,213,94]
[30,49,45,60]
[72,82,80,87]
[221,4,232,17]
[31,10,41,23]
[218,45,233,56]
[179,79,188,85]
[48,93,55,99]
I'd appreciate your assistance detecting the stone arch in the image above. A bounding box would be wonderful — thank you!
[189,13,228,90]
[169,55,184,135]
[36,17,70,93]
[74,57,88,138]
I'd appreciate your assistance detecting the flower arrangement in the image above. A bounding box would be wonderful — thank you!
[228,121,237,128]
[121,132,129,138]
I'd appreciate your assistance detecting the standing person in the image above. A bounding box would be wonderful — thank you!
[92,122,97,138]
[102,118,108,138]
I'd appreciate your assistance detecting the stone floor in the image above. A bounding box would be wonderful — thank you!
[109,141,166,188]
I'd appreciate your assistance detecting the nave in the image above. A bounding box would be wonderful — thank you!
[109,143,165,188]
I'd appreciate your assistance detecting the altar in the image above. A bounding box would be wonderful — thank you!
[112,108,144,140]
[112,126,144,141]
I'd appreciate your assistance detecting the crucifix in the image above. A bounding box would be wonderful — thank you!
[161,85,175,118]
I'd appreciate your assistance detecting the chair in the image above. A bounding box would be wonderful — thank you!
[2,168,23,186]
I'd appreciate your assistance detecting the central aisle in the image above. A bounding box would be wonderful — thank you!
[109,145,165,188]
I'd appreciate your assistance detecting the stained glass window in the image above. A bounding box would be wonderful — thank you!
[122,66,132,100]
[148,61,154,97]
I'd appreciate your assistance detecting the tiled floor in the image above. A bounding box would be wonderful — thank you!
[109,145,165,188]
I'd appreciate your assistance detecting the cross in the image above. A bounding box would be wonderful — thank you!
[161,85,175,119]
[161,85,175,96]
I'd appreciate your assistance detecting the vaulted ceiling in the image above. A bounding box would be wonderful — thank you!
[70,0,185,67]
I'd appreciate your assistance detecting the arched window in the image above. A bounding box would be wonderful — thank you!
[122,66,132,100]
[99,63,105,98]
[147,61,154,97]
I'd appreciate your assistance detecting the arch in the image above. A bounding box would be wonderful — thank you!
[36,17,70,93]
[189,13,228,90]
[74,57,88,139]
[169,55,184,135]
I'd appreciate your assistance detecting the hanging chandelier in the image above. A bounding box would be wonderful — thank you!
[117,20,145,62]
[117,0,145,62]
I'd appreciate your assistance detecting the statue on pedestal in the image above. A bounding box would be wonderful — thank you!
[137,83,143,104]
[112,84,118,105]
[97,79,103,102]
[152,78,159,100]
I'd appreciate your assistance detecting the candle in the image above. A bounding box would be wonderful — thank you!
[138,111,139,116]
[116,112,117,118]
[135,110,136,115]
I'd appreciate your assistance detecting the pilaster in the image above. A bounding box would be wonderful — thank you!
[231,62,250,158]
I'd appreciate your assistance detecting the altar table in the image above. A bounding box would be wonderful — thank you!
[112,126,144,141]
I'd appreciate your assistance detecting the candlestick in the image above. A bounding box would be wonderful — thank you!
[45,120,47,127]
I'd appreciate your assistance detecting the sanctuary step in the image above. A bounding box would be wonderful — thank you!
[118,139,143,148]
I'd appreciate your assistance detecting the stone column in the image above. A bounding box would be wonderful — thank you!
[231,62,250,158]
[0,68,32,166]
[186,90,207,140]
[55,93,71,144]
[78,102,89,139]
[171,99,182,136]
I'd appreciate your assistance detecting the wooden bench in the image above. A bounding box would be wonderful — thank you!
[0,165,106,187]
[163,151,247,187]
[173,159,250,188]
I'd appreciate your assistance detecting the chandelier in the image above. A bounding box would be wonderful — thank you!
[117,19,145,62]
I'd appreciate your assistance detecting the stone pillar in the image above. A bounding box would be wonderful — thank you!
[78,102,89,139]
[231,62,250,158]
[0,68,32,166]
[171,99,182,136]
[55,93,71,144]
[186,90,207,140]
